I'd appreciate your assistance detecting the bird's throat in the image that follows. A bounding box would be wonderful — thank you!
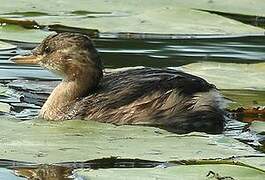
[39,80,89,120]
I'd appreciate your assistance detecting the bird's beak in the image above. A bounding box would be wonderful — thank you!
[10,54,43,65]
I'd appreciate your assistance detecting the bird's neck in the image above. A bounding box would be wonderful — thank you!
[39,68,102,120]
[39,81,87,120]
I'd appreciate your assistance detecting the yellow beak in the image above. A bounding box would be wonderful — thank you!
[10,54,42,65]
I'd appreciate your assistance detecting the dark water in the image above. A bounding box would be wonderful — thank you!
[1,35,265,80]
[0,158,166,180]
[0,35,265,179]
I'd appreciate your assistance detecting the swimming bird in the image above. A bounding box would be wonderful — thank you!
[11,33,226,134]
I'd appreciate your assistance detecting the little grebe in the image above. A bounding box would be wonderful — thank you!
[11,33,226,133]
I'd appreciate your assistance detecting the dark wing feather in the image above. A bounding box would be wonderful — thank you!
[66,68,224,134]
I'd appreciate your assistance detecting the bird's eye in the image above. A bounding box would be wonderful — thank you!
[44,46,51,54]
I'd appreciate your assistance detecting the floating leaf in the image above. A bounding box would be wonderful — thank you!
[0,118,261,164]
[75,163,265,180]
[0,102,10,113]
[222,90,265,109]
[0,1,264,36]
[0,40,16,50]
[181,62,265,90]
[249,121,265,134]
[0,24,54,43]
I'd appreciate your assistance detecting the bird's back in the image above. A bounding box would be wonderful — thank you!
[66,68,225,134]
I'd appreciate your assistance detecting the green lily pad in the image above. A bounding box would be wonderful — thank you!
[75,164,265,180]
[180,0,265,17]
[0,24,54,43]
[249,121,265,134]
[221,90,265,109]
[0,40,16,50]
[0,103,10,113]
[238,156,265,171]
[1,0,265,17]
[0,1,264,36]
[0,118,261,164]
[181,62,265,90]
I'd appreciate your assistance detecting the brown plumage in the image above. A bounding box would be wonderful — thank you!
[11,33,226,134]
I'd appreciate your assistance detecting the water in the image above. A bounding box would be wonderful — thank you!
[1,35,265,80]
[0,35,265,179]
